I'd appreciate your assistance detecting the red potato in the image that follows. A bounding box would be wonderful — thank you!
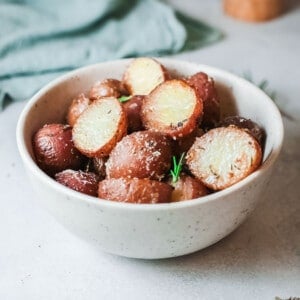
[89,79,128,100]
[106,131,172,181]
[33,124,84,176]
[72,97,127,158]
[67,93,91,127]
[122,95,144,132]
[218,116,265,146]
[55,169,99,196]
[142,80,203,139]
[187,72,220,128]
[169,174,209,202]
[123,57,170,95]
[98,178,173,203]
[187,126,262,190]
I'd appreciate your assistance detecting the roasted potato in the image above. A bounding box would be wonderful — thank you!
[89,79,128,100]
[123,57,170,95]
[67,93,91,127]
[33,124,84,176]
[169,174,209,202]
[55,169,99,196]
[122,95,144,132]
[141,80,203,139]
[187,126,262,190]
[187,72,220,128]
[98,178,173,203]
[218,116,265,146]
[72,97,127,158]
[106,131,172,181]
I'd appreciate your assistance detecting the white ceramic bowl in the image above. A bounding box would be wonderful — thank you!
[16,58,283,259]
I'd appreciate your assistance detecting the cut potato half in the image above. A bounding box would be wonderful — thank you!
[123,57,170,95]
[187,126,262,190]
[142,80,203,139]
[73,97,127,157]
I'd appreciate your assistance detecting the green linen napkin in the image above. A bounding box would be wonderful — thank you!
[0,0,222,109]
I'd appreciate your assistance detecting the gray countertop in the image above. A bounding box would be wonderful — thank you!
[0,1,299,299]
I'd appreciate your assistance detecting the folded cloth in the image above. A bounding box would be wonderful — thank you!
[0,0,222,109]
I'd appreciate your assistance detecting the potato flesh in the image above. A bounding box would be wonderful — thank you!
[187,127,262,190]
[73,98,122,152]
[125,58,165,95]
[150,83,196,125]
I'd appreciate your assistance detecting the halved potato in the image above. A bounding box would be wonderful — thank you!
[98,178,173,204]
[123,57,170,95]
[186,126,262,190]
[72,97,127,158]
[141,80,203,139]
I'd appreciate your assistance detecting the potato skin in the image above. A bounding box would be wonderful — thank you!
[98,178,173,203]
[169,174,209,202]
[187,72,220,128]
[218,116,265,146]
[33,124,84,176]
[106,131,172,181]
[55,169,99,196]
[67,93,91,127]
[122,95,144,133]
[89,79,128,100]
[72,97,127,158]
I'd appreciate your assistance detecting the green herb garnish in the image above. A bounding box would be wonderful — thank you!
[118,95,132,103]
[170,153,185,183]
[242,71,294,121]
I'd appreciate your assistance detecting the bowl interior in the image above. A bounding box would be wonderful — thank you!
[18,58,283,205]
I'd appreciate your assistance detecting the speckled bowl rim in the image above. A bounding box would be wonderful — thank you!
[16,58,284,211]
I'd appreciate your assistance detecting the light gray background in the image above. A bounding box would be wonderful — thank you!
[0,1,299,299]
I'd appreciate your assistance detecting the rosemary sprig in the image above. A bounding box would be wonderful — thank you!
[118,95,132,103]
[170,152,185,183]
[242,71,294,121]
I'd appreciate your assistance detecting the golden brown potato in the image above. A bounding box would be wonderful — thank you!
[141,80,203,139]
[89,79,128,100]
[67,93,91,127]
[187,72,220,128]
[187,126,262,190]
[169,174,209,202]
[33,124,84,176]
[55,169,99,196]
[106,131,172,181]
[218,116,265,146]
[123,57,170,95]
[122,95,144,133]
[72,97,127,158]
[98,178,173,203]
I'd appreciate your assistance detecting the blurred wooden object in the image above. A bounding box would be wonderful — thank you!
[223,0,284,22]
